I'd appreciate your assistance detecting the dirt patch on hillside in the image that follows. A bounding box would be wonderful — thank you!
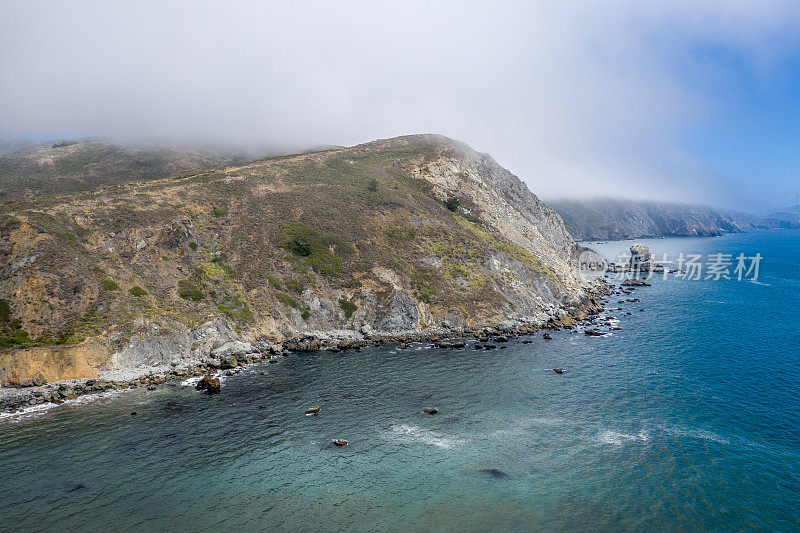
[0,338,110,386]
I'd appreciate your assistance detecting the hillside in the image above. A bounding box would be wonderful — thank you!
[766,205,800,228]
[549,198,771,241]
[0,140,264,199]
[0,135,602,385]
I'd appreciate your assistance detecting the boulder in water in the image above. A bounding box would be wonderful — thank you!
[196,375,221,393]
[305,406,321,415]
[422,407,439,415]
[332,439,348,447]
[552,368,565,374]
[542,332,552,340]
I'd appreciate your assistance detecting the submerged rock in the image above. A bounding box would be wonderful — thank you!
[480,468,509,479]
[542,333,552,340]
[552,368,565,374]
[584,329,605,336]
[421,407,439,415]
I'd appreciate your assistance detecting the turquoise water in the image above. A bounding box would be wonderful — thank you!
[2,230,799,532]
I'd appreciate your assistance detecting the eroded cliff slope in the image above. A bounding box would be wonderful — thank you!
[0,135,599,384]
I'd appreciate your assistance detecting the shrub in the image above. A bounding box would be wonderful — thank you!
[307,253,342,276]
[444,197,460,212]
[188,241,198,250]
[300,309,310,320]
[102,279,120,291]
[216,293,253,321]
[366,178,378,192]
[177,280,203,302]
[339,298,357,318]
[129,286,148,297]
[290,240,312,257]
[267,275,283,290]
[161,256,171,261]
[0,299,32,347]
[212,207,227,217]
[280,223,345,275]
[283,277,304,293]
[276,292,300,309]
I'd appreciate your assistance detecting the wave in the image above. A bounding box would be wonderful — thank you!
[180,376,202,387]
[598,429,650,445]
[0,388,127,423]
[388,423,464,449]
[660,425,730,445]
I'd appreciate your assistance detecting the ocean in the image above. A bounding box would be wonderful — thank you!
[2,229,799,532]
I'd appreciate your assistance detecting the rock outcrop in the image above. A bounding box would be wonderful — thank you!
[628,243,653,271]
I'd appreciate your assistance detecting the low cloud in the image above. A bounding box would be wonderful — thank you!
[2,1,799,211]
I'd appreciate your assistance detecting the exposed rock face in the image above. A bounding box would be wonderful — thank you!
[0,134,604,384]
[211,341,254,360]
[373,290,419,334]
[412,140,585,291]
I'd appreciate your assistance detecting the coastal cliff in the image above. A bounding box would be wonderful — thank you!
[549,198,770,241]
[0,135,603,386]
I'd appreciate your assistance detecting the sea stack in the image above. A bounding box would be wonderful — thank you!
[628,243,654,272]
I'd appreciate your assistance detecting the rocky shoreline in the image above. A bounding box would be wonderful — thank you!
[0,284,610,415]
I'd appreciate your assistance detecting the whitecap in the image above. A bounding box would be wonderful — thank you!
[0,388,127,423]
[598,429,649,445]
[180,376,202,387]
[388,423,464,449]
[0,401,58,421]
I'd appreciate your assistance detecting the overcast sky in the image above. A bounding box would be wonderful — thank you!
[2,1,800,212]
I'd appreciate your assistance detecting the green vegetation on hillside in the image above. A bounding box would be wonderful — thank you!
[0,299,31,347]
[102,279,120,291]
[338,298,357,318]
[129,286,148,297]
[0,134,570,349]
